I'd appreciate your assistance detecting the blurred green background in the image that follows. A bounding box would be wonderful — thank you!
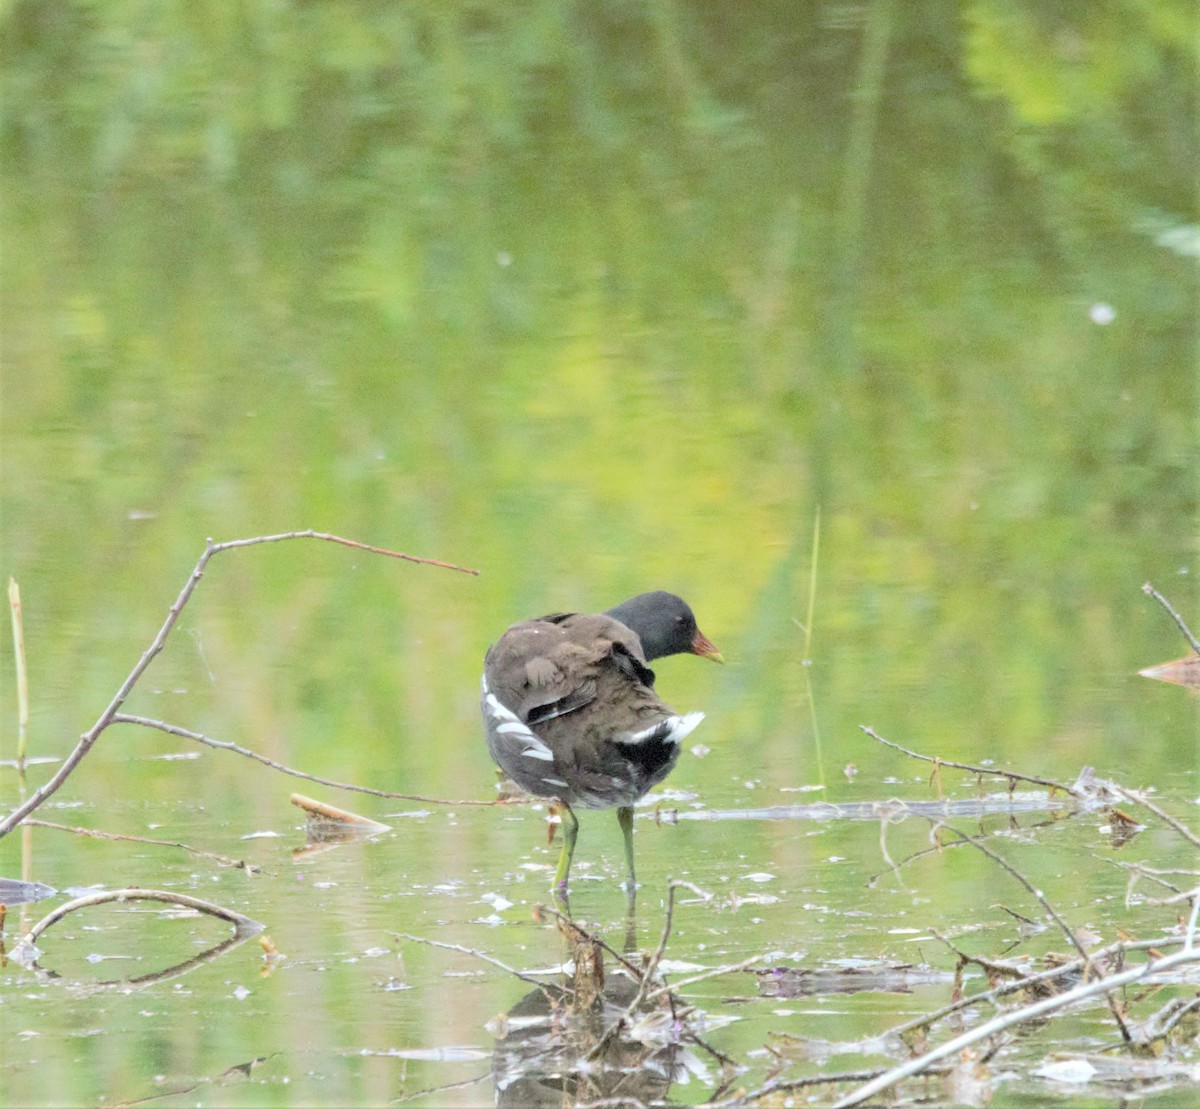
[4,0,1194,789]
[0,2,1197,1104]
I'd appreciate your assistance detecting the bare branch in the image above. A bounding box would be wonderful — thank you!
[931,819,1132,1043]
[860,726,1077,794]
[833,944,1200,1107]
[0,532,478,838]
[1143,582,1200,654]
[392,932,553,990]
[1109,783,1200,852]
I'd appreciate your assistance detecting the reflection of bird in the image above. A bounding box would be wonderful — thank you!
[490,976,679,1108]
[482,591,722,894]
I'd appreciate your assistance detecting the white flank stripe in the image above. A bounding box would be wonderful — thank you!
[520,746,554,762]
[484,682,556,761]
[485,693,521,724]
[624,710,704,746]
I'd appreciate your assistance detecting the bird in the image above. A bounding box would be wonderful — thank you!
[481,591,723,896]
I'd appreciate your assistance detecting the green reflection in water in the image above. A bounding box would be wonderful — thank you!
[0,3,1196,1104]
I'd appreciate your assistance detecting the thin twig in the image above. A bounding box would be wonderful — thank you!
[1143,582,1200,654]
[642,880,713,990]
[877,808,905,888]
[209,531,478,577]
[392,932,556,991]
[1133,883,1200,909]
[24,819,255,871]
[585,879,711,1062]
[929,930,1029,981]
[0,533,477,839]
[113,715,507,806]
[643,953,768,1003]
[1109,783,1200,852]
[533,903,647,982]
[388,1071,492,1105]
[884,933,1184,1043]
[1106,857,1189,900]
[860,726,1077,795]
[932,821,1085,958]
[833,944,1200,1107]
[932,818,1132,1043]
[710,1067,933,1106]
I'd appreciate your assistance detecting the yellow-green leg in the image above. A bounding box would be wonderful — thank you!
[617,806,636,892]
[553,803,579,899]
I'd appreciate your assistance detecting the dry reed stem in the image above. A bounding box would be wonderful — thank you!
[8,577,29,767]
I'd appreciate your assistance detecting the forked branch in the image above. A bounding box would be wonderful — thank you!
[0,532,477,839]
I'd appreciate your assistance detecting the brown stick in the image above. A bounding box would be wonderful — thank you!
[0,533,478,839]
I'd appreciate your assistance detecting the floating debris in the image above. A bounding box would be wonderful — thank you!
[0,878,57,905]
[290,793,391,860]
[1138,655,1200,688]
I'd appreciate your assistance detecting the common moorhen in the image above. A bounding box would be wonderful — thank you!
[481,591,722,893]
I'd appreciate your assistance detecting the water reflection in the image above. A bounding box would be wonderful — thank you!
[9,888,264,991]
[490,978,682,1108]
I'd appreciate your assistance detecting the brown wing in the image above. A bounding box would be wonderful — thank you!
[482,613,654,724]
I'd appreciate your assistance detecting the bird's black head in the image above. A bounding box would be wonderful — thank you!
[605,591,724,663]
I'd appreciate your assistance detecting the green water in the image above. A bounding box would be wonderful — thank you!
[1,2,1196,1105]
